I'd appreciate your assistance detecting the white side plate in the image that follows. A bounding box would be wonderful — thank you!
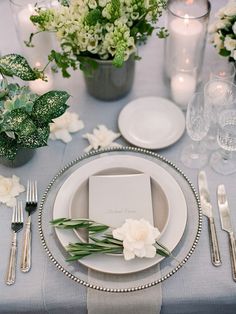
[118,97,185,149]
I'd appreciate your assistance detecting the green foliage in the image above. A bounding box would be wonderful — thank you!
[112,42,126,67]
[49,50,77,78]
[0,85,69,160]
[0,54,41,81]
[219,48,231,57]
[109,0,121,22]
[0,84,37,112]
[85,8,104,26]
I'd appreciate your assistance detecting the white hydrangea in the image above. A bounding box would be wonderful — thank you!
[0,175,25,208]
[224,2,236,16]
[112,218,160,261]
[83,124,121,152]
[49,111,84,143]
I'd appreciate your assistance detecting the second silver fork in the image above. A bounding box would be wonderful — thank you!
[21,180,38,273]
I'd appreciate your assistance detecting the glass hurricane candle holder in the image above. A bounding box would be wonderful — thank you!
[10,0,56,69]
[165,0,211,110]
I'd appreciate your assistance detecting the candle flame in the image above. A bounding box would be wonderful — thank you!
[185,0,194,4]
[35,62,42,68]
[185,58,190,65]
[184,14,189,25]
[219,71,226,77]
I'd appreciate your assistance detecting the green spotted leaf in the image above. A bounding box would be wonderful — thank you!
[18,125,50,148]
[31,91,70,125]
[0,54,39,81]
[0,108,29,132]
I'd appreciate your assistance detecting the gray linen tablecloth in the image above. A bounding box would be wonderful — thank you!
[0,0,236,313]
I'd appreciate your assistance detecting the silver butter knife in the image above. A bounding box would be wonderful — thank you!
[198,171,221,266]
[218,184,236,281]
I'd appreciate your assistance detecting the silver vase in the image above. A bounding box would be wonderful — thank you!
[84,55,135,101]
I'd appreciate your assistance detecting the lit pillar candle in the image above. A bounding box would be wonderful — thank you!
[29,72,54,95]
[16,4,53,67]
[170,73,197,109]
[169,15,203,71]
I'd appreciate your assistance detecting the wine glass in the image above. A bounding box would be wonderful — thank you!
[204,79,236,149]
[210,109,236,175]
[181,92,210,168]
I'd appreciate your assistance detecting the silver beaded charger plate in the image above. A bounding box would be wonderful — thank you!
[38,147,201,292]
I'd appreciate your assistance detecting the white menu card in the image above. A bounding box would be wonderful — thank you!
[89,173,154,228]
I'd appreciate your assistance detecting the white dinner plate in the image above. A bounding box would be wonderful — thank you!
[53,155,187,274]
[118,97,185,149]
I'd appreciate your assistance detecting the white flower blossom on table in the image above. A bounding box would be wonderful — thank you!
[209,1,236,61]
[49,111,84,143]
[83,125,121,152]
[112,218,160,261]
[0,175,25,208]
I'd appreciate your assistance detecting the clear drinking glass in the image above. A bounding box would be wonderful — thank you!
[181,92,210,168]
[210,109,236,175]
[204,79,236,149]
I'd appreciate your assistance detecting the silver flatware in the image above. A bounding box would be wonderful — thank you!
[217,184,236,281]
[198,171,221,266]
[20,180,38,273]
[6,201,23,285]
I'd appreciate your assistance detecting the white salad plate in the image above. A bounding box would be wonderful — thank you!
[53,154,187,274]
[118,97,185,149]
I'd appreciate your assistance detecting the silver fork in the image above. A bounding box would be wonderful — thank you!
[6,201,23,285]
[21,180,38,272]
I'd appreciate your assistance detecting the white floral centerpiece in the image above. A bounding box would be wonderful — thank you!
[27,0,167,77]
[209,1,236,62]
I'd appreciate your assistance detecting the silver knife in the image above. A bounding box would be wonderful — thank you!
[198,171,221,266]
[217,184,236,281]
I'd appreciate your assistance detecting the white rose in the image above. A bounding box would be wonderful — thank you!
[233,21,236,34]
[224,36,236,52]
[83,125,121,152]
[0,175,25,207]
[208,22,217,33]
[231,49,236,60]
[50,111,84,143]
[224,3,236,16]
[112,219,160,261]
[215,19,230,30]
